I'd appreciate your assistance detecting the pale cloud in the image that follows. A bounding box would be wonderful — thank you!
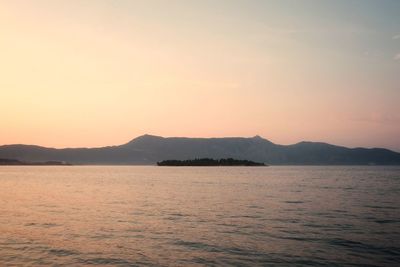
[393,34,400,40]
[395,53,400,60]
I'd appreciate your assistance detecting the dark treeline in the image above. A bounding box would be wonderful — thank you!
[157,158,266,166]
[0,158,71,166]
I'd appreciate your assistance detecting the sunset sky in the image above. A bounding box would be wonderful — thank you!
[1,0,399,150]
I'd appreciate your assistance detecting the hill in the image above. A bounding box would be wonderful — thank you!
[0,134,399,165]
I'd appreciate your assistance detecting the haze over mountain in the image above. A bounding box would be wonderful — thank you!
[0,134,399,165]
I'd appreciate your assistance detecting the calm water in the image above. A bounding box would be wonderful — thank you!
[0,166,399,266]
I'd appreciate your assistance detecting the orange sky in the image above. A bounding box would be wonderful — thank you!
[1,1,399,151]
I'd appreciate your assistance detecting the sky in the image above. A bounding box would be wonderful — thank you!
[1,0,399,150]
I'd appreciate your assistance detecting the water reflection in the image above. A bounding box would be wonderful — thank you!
[0,166,399,266]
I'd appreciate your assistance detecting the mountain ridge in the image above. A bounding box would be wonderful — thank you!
[0,134,399,165]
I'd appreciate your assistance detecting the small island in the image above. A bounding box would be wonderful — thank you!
[157,158,266,166]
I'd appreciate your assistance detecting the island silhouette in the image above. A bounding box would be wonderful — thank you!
[0,134,399,165]
[157,158,266,166]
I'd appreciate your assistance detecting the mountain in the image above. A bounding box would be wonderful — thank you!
[0,134,399,165]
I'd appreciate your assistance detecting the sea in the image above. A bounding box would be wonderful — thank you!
[0,166,399,266]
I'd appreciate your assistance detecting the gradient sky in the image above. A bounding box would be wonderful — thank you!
[1,0,399,150]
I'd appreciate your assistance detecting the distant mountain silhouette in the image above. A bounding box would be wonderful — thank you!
[0,134,399,165]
